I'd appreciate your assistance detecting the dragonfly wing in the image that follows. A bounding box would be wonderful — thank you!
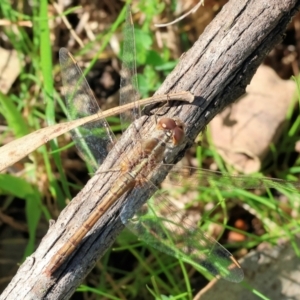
[59,48,116,170]
[120,182,244,283]
[119,5,141,131]
[165,165,300,191]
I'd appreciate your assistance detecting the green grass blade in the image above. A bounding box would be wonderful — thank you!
[38,0,71,207]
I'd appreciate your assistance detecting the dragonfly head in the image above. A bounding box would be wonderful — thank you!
[156,118,185,145]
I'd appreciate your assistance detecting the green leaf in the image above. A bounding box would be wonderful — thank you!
[145,50,164,67]
[0,92,29,138]
[135,29,152,65]
[0,174,42,258]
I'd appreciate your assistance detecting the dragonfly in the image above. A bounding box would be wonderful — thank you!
[44,6,300,282]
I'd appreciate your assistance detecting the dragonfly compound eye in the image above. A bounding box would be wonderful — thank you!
[157,118,177,130]
[172,126,184,145]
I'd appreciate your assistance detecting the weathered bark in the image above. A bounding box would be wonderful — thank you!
[1,0,300,299]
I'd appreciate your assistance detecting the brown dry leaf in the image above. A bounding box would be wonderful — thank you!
[0,48,21,94]
[210,65,296,174]
[0,92,193,172]
[295,140,300,153]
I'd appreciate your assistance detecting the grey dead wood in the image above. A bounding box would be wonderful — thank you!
[194,239,300,300]
[1,0,300,299]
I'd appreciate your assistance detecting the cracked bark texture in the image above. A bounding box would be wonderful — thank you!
[1,0,300,299]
